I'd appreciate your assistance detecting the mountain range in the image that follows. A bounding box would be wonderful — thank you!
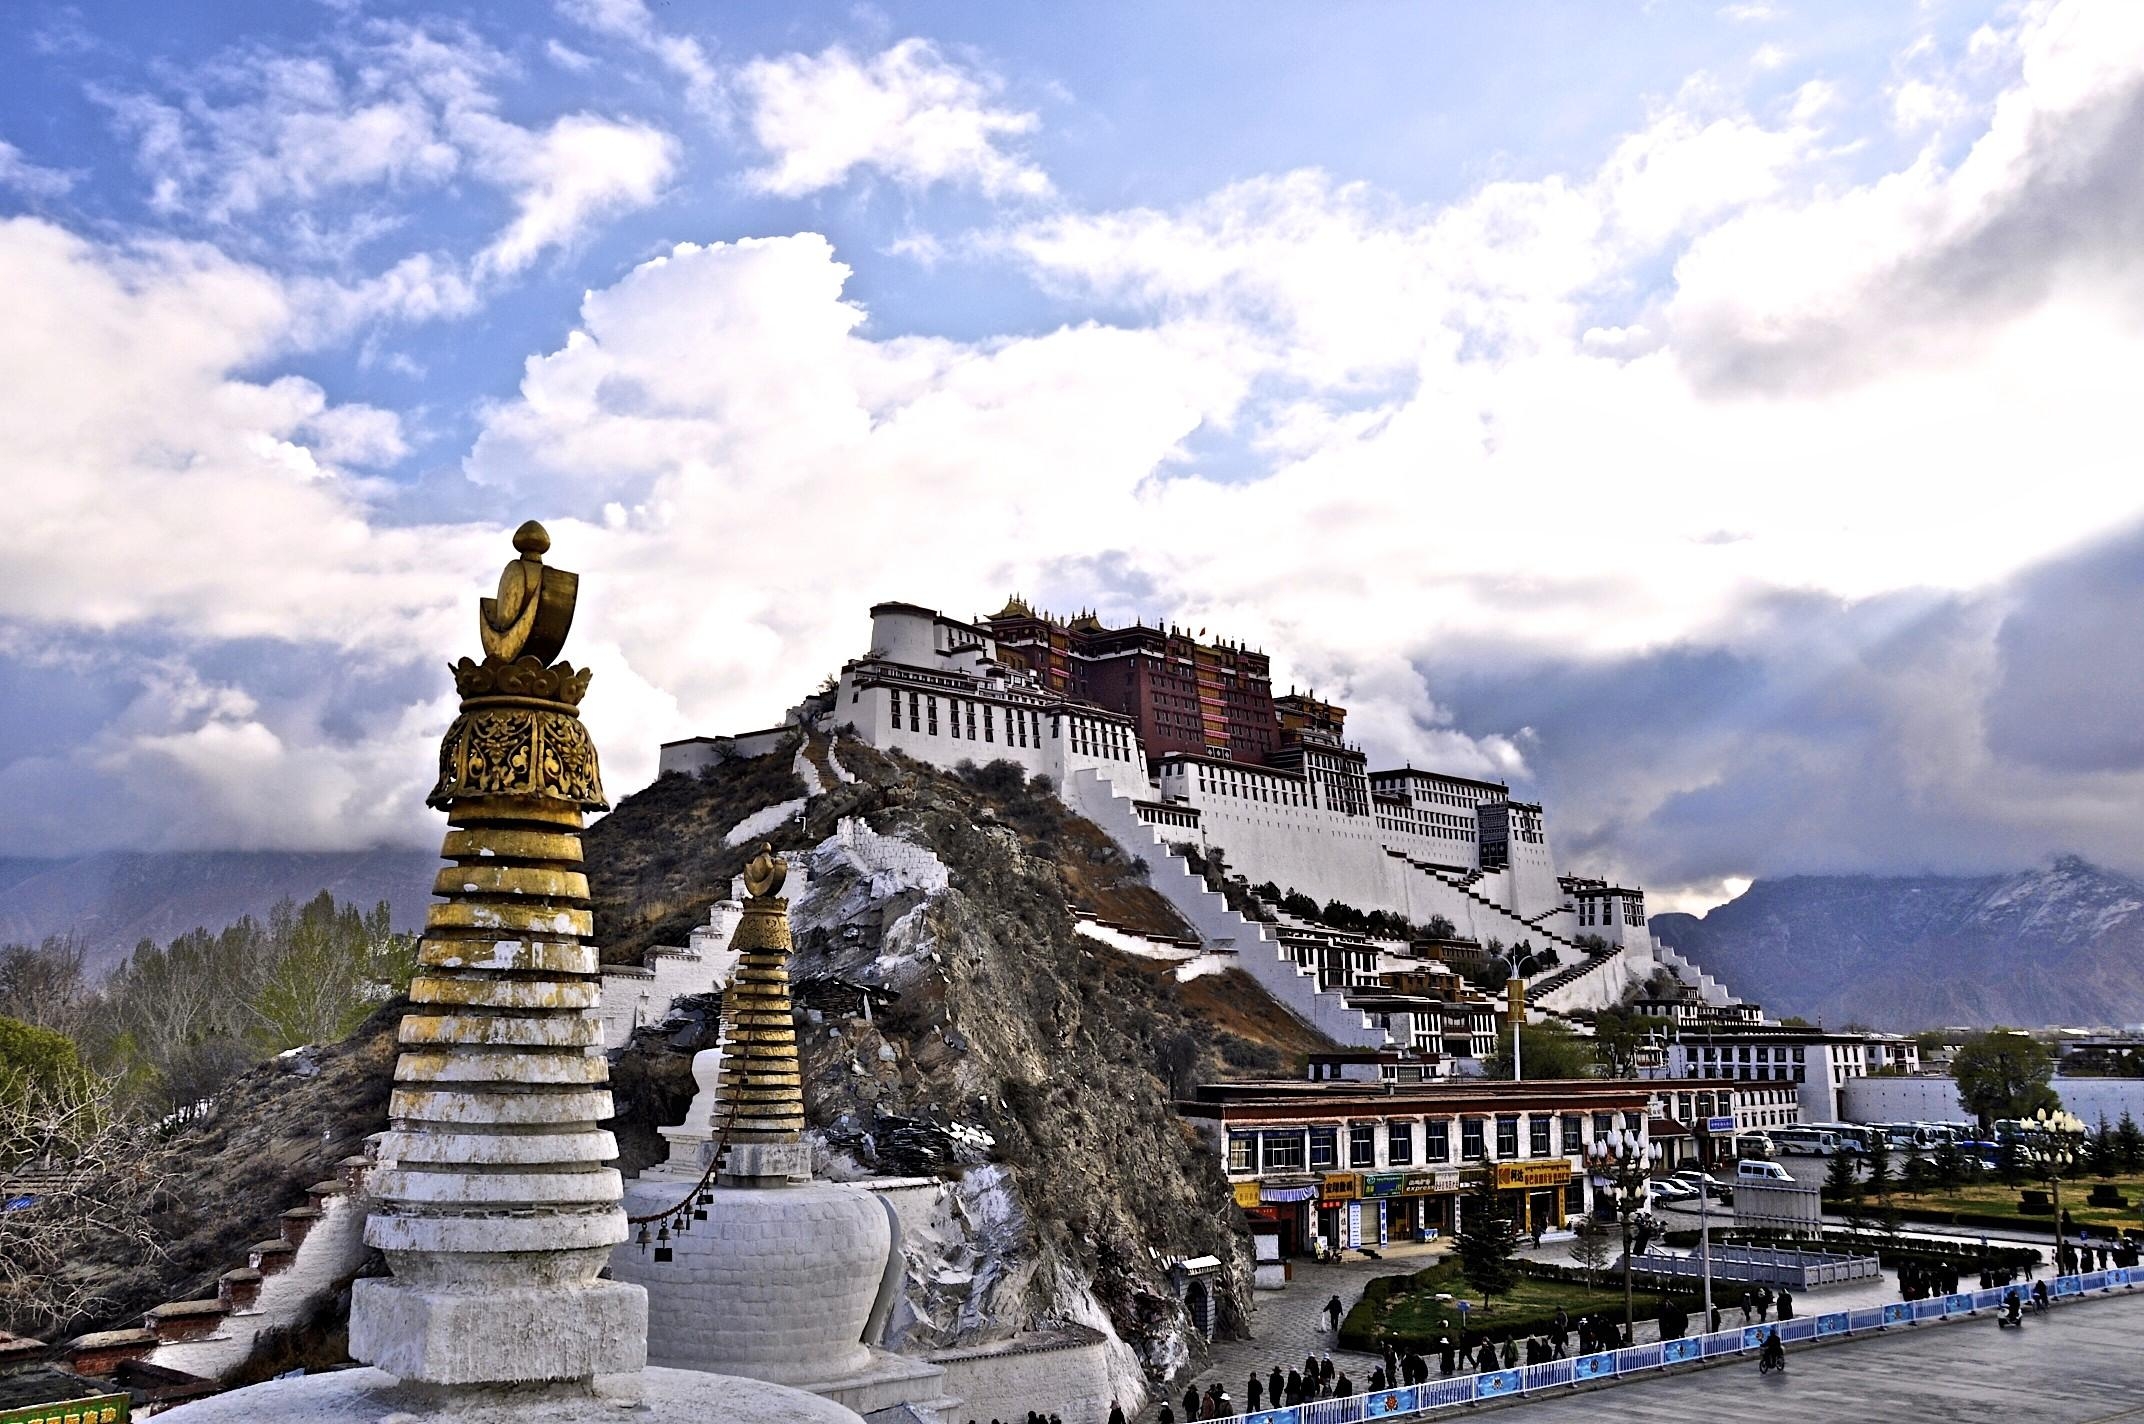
[1651,854,2144,1030]
[0,849,436,974]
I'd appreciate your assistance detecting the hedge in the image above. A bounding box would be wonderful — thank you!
[1340,1262,1704,1351]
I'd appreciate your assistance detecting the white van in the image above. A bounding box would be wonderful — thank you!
[1736,1160,1794,1184]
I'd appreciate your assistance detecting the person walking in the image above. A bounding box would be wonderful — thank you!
[1325,1294,1344,1331]
[1156,1406,1174,1424]
[1741,1289,1754,1324]
[1284,1368,1302,1405]
[1182,1384,1198,1421]
[1777,1287,1794,1321]
[1758,1285,1774,1321]
[1381,1340,1398,1387]
[1758,1327,1785,1375]
[1499,1338,1517,1370]
[1267,1367,1283,1409]
[1107,1403,1126,1424]
[1439,1335,1456,1377]
[1709,1305,1722,1334]
[1246,1373,1261,1413]
[1319,1354,1334,1392]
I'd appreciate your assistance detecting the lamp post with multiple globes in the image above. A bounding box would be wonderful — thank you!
[2031,1106,2086,1274]
[1587,1128,1661,1346]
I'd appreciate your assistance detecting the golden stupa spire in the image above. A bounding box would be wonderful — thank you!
[716,843,809,1184]
[352,519,641,1385]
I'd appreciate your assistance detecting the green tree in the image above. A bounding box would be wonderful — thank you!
[1931,1137,1967,1189]
[1996,1135,2024,1186]
[1951,1030,2058,1129]
[1824,1148,1858,1199]
[1590,1009,1669,1079]
[1455,1178,1518,1305]
[1865,1133,1894,1204]
[1566,1216,1613,1284]
[2115,1112,2144,1171]
[1484,1021,1596,1080]
[0,1017,86,1108]
[2088,1114,2118,1178]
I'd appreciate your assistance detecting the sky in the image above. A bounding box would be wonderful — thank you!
[2,0,2142,915]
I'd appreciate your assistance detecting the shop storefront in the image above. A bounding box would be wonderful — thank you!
[1495,1160,1578,1233]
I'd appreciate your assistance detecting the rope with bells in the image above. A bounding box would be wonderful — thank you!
[626,1093,742,1261]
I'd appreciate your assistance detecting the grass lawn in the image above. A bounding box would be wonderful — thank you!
[1371,1257,1649,1340]
[1870,1172,2144,1233]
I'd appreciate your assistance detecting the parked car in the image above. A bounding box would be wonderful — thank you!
[1647,1178,1699,1203]
[1671,1169,1732,1202]
[1735,1159,1795,1185]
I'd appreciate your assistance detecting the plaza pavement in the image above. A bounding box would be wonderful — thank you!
[1472,1288,2144,1422]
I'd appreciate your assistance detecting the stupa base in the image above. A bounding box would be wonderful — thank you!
[149,1366,864,1423]
[349,1277,645,1385]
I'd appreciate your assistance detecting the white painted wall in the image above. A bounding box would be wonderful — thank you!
[1843,1073,2144,1128]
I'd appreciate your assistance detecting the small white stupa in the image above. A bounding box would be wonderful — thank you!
[156,525,859,1424]
[610,846,951,1416]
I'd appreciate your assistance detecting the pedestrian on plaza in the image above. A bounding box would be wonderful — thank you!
[1477,1342,1499,1375]
[1268,1367,1283,1407]
[1285,1368,1302,1405]
[1777,1287,1794,1321]
[1552,1307,1569,1350]
[1758,1327,1785,1375]
[1740,1289,1753,1324]
[1500,1338,1517,1370]
[1325,1294,1344,1331]
[1210,1388,1232,1417]
[1577,1319,1593,1356]
[1156,1406,1173,1424]
[1710,1305,1722,1334]
[1182,1384,1198,1421]
[1320,1354,1334,1391]
[1303,1353,1319,1388]
[1107,1403,1125,1424]
[1368,1366,1385,1393]
[1246,1373,1261,1412]
[1552,1337,1566,1359]
[1758,1285,1774,1321]
[1381,1339,1398,1385]
[1439,1335,1456,1377]
[1334,1372,1353,1398]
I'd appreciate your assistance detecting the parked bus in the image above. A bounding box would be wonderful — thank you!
[1771,1127,1840,1156]
[1808,1122,1872,1154]
[1734,1132,1776,1161]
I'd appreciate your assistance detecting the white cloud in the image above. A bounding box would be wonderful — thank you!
[738,38,1049,199]
[464,111,677,277]
[93,22,677,295]
[556,0,719,106]
[0,138,75,196]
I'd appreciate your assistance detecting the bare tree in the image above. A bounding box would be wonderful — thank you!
[0,1063,176,1339]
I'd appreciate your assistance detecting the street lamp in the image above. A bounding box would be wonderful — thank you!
[2031,1106,2086,1274]
[1587,1127,1661,1345]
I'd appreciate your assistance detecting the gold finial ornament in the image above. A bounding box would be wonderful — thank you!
[480,518,579,663]
[430,521,605,810]
[718,842,807,1170]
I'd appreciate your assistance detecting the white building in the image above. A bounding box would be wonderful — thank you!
[1658,1026,1921,1125]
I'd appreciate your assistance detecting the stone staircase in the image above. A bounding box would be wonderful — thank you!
[117,1138,382,1385]
[1652,943,1735,1008]
[1064,769,1388,1048]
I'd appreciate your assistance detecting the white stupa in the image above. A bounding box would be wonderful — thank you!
[156,525,861,1424]
[609,847,952,1416]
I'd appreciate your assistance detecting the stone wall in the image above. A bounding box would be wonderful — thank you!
[928,1329,1115,1424]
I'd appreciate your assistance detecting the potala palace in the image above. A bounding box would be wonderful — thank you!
[659,599,1744,1054]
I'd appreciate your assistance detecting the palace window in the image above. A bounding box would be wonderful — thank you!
[1386,1122,1414,1167]
[1349,1123,1376,1169]
[1562,1116,1582,1154]
[1497,1116,1520,1160]
[1426,1120,1450,1162]
[984,705,994,742]
[1461,1117,1485,1161]
[1228,1133,1255,1173]
[926,697,938,735]
[966,704,977,739]
[1529,1115,1551,1157]
[1309,1127,1338,1171]
[890,688,902,729]
[1592,1112,1613,1139]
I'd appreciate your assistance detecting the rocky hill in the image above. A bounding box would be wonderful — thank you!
[584,734,1330,1395]
[1651,855,2144,1028]
[0,850,435,972]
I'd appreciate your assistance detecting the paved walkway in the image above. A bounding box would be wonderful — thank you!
[1473,1289,2144,1422]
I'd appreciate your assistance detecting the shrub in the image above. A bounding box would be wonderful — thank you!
[2018,1189,2053,1215]
[2087,1183,2128,1208]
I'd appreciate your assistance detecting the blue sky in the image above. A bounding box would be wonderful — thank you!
[2,0,2140,911]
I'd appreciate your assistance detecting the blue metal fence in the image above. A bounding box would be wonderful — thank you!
[1189,1268,2138,1424]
